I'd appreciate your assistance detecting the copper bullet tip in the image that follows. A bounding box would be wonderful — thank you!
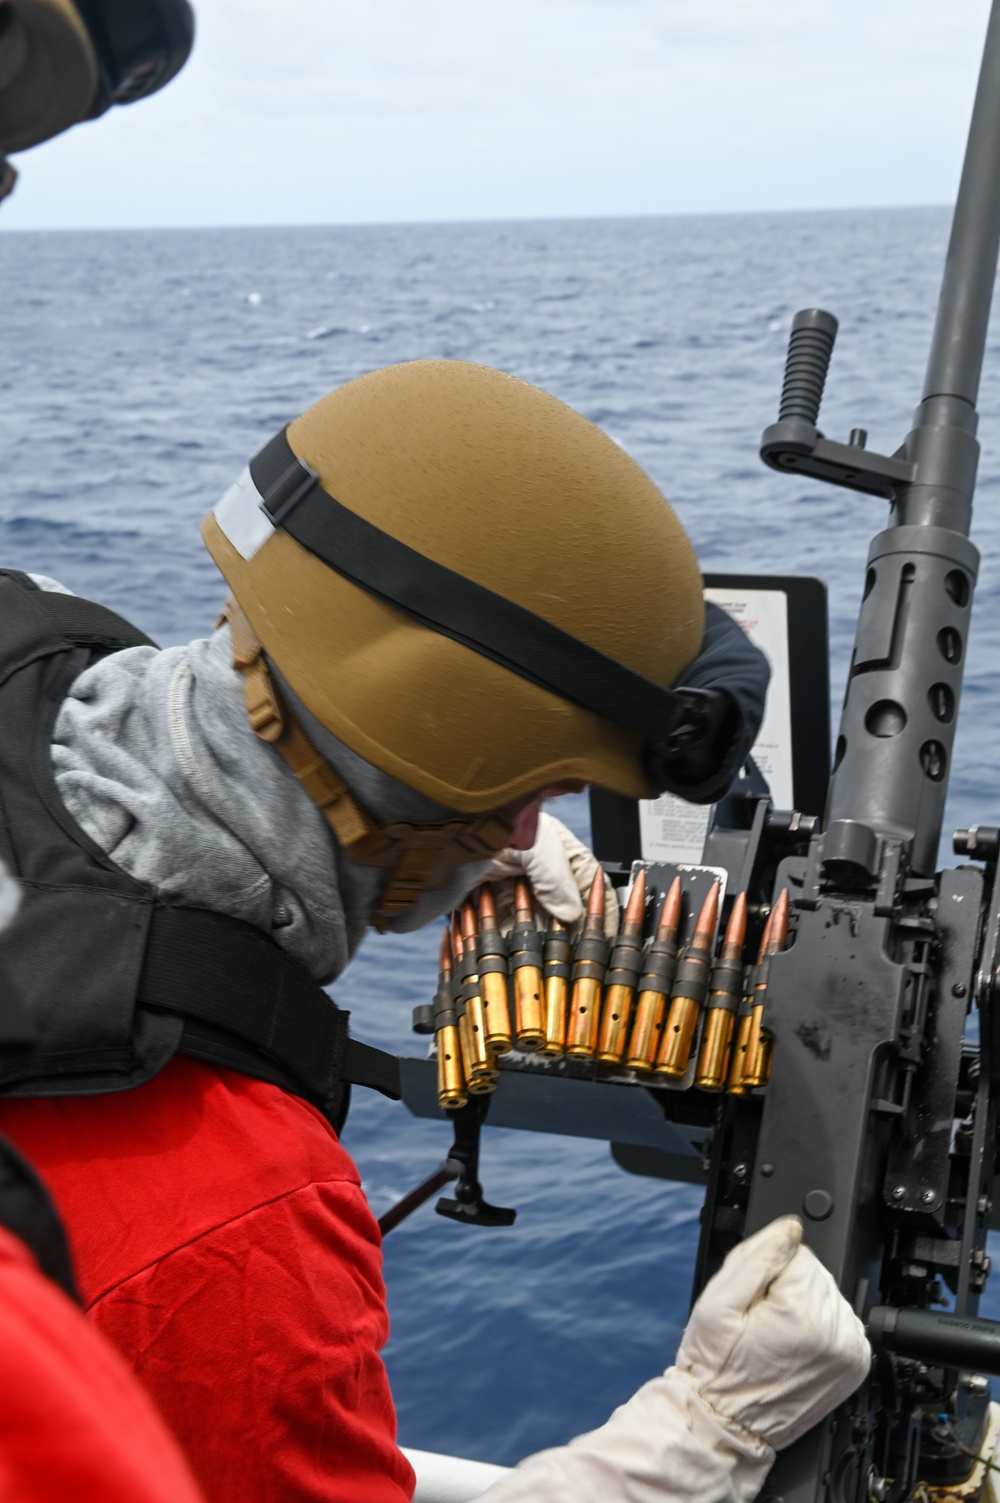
[461,901,479,943]
[514,879,534,920]
[478,883,498,927]
[622,868,646,927]
[724,891,748,951]
[657,876,683,939]
[766,889,790,953]
[546,913,567,935]
[691,880,721,949]
[754,907,776,964]
[451,913,466,958]
[439,924,453,975]
[585,870,606,919]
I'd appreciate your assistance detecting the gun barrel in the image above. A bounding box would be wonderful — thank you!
[922,0,1000,411]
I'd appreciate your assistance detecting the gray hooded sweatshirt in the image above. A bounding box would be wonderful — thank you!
[42,578,493,984]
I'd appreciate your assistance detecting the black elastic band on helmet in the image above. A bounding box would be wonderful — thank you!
[249,428,729,787]
[251,429,691,738]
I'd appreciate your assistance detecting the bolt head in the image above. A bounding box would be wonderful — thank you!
[892,1186,906,1201]
[921,1189,936,1205]
[804,1188,834,1221]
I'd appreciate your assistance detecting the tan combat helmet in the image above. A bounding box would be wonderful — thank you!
[202,360,705,924]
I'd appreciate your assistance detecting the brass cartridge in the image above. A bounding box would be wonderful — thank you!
[476,885,513,1053]
[625,877,682,1071]
[566,873,609,1057]
[742,889,789,1088]
[450,917,479,1088]
[456,907,497,1092]
[654,880,720,1078]
[540,915,571,1057]
[596,870,647,1064]
[433,924,467,1110]
[727,908,774,1094]
[695,891,748,1092]
[509,880,545,1050]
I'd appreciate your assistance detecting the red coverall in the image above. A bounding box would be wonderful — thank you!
[0,1223,205,1502]
[0,1057,416,1503]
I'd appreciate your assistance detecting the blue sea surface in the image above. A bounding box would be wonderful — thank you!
[4,210,1000,1464]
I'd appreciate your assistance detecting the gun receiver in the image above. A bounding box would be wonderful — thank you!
[737,4,1000,1498]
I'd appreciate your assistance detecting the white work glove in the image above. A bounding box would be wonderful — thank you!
[676,1214,869,1451]
[484,812,620,938]
[477,1216,871,1503]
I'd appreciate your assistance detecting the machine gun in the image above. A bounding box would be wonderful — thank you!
[396,5,1000,1498]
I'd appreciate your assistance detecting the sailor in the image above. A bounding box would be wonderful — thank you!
[1,6,870,1501]
[0,354,871,1501]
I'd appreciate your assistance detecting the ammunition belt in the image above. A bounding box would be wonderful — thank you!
[476,954,509,978]
[637,940,678,995]
[671,947,712,1005]
[477,925,508,965]
[753,954,774,991]
[706,954,744,1010]
[433,982,457,1028]
[509,926,543,970]
[572,934,609,982]
[605,935,644,990]
[544,958,572,981]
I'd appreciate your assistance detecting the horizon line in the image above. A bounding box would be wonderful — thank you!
[0,201,954,236]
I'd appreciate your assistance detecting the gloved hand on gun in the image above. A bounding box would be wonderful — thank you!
[482,810,620,939]
[479,1215,870,1503]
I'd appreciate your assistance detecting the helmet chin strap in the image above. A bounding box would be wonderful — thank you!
[220,598,517,932]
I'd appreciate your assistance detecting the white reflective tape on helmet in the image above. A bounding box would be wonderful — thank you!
[213,466,275,561]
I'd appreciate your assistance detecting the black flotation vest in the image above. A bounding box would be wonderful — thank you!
[0,570,400,1130]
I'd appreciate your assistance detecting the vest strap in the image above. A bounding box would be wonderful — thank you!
[140,904,401,1114]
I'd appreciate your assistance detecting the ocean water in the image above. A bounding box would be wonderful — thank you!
[4,209,1000,1465]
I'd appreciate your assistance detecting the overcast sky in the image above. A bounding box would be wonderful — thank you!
[2,0,995,230]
